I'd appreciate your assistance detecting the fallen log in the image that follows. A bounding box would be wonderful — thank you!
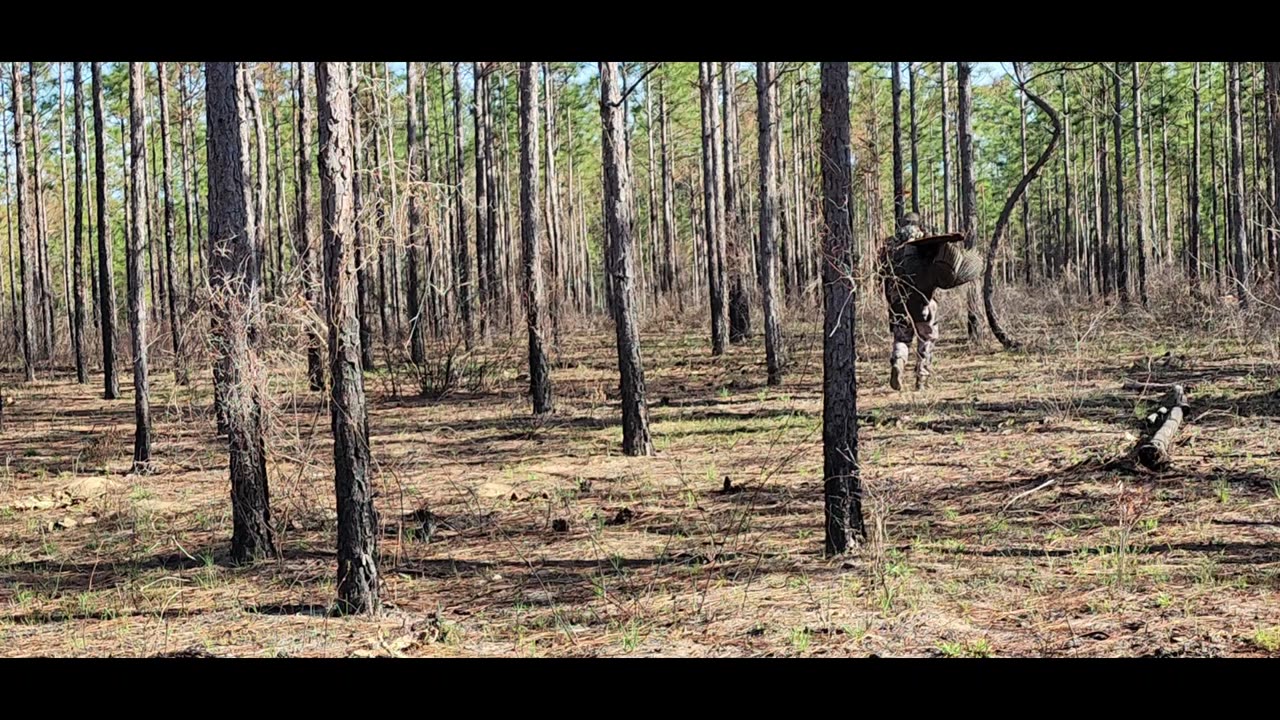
[1136,385,1188,470]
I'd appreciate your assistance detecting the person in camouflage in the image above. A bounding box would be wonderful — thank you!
[879,213,982,391]
[881,212,937,391]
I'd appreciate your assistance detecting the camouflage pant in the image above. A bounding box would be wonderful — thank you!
[888,293,938,381]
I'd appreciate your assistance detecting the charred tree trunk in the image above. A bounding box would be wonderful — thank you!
[1191,63,1203,291]
[1228,62,1249,305]
[1113,63,1130,306]
[819,61,863,555]
[405,62,426,367]
[206,62,276,563]
[891,62,905,224]
[452,63,474,350]
[317,62,380,615]
[600,61,654,457]
[723,63,750,344]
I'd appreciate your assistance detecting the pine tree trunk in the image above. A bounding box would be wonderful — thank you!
[757,62,786,386]
[349,64,376,370]
[316,62,379,615]
[296,63,325,390]
[1131,63,1149,306]
[10,64,37,382]
[71,63,88,384]
[891,62,905,224]
[127,63,153,469]
[58,63,75,365]
[206,62,276,563]
[1113,63,1130,305]
[699,62,727,356]
[908,63,920,216]
[1191,63,1202,291]
[941,64,952,231]
[819,62,863,554]
[520,62,552,415]
[452,63,473,349]
[158,63,187,385]
[405,62,426,367]
[179,65,197,304]
[600,61,654,457]
[957,62,982,341]
[91,64,119,397]
[1228,62,1250,305]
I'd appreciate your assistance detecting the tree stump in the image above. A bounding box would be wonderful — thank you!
[1137,385,1188,470]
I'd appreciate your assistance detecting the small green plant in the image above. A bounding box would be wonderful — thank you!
[1155,593,1174,609]
[788,627,812,654]
[1251,627,1280,652]
[620,621,641,653]
[1214,480,1231,504]
[937,638,993,658]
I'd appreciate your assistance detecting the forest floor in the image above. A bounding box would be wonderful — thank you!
[1,292,1279,657]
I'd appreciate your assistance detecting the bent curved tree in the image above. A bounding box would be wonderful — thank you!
[983,68,1062,351]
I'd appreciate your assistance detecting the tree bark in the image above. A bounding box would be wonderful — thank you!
[296,62,325,390]
[520,62,553,416]
[819,62,863,555]
[757,62,786,386]
[698,62,727,356]
[10,64,37,382]
[71,63,88,384]
[891,62,905,224]
[600,61,654,457]
[941,63,952,230]
[206,62,276,563]
[957,62,982,341]
[1112,63,1130,305]
[158,63,187,385]
[723,63,750,344]
[1137,385,1188,471]
[128,64,153,469]
[1228,62,1249,305]
[317,61,379,615]
[1131,63,1149,306]
[1191,63,1202,291]
[91,64,119,397]
[452,63,473,349]
[985,76,1062,351]
[405,62,426,367]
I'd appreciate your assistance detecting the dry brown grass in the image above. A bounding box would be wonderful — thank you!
[1,289,1278,657]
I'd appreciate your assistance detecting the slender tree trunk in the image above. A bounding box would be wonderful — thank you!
[158,63,187,385]
[957,62,982,341]
[819,62,863,554]
[179,65,197,304]
[600,61,654,457]
[406,62,426,367]
[452,63,473,349]
[659,82,678,308]
[1228,62,1249,305]
[1191,63,1203,291]
[908,63,920,216]
[10,64,37,381]
[58,63,74,363]
[206,62,276,563]
[699,62,727,355]
[270,89,288,301]
[296,62,325,390]
[349,64,375,370]
[520,62,552,415]
[316,62,379,615]
[28,64,55,361]
[941,63,952,230]
[71,63,88,384]
[722,63,750,344]
[891,62,905,224]
[1113,63,1130,306]
[757,62,786,386]
[1019,73,1031,284]
[91,64,119,397]
[127,64,153,469]
[1267,62,1280,284]
[2,96,19,353]
[1131,63,1149,306]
